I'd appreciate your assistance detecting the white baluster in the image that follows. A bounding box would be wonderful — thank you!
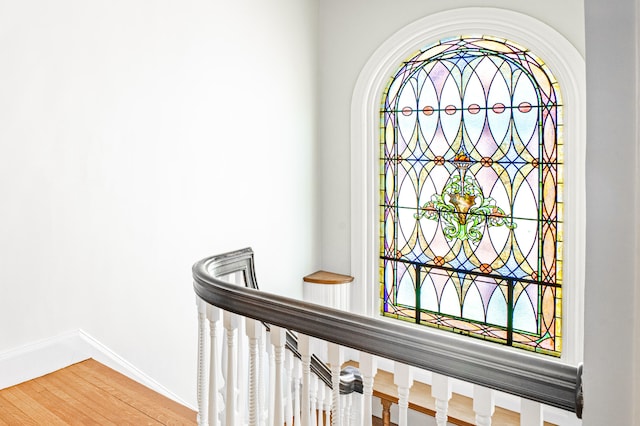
[293,357,302,425]
[259,326,268,426]
[431,373,451,426]
[359,353,377,426]
[310,373,319,426]
[285,350,294,425]
[271,325,286,426]
[473,385,495,426]
[299,334,312,426]
[393,362,413,426]
[207,304,222,426]
[351,389,362,426]
[223,311,240,426]
[239,319,247,424]
[246,318,262,426]
[317,382,325,426]
[328,343,343,426]
[343,393,353,425]
[268,341,276,425]
[196,298,209,426]
[221,318,229,421]
[520,399,543,426]
[322,384,332,426]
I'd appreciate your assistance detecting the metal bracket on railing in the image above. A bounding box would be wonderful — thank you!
[575,363,583,418]
[339,366,363,394]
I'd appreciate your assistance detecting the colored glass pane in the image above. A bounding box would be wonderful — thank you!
[380,36,563,356]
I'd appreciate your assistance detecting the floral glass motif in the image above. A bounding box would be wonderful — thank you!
[380,36,563,356]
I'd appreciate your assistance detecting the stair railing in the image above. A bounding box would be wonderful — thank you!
[193,248,583,426]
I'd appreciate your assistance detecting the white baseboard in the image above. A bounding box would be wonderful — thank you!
[0,330,90,390]
[0,329,194,410]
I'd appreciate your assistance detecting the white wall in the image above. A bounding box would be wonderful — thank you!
[583,1,638,424]
[0,0,319,405]
[1,0,638,421]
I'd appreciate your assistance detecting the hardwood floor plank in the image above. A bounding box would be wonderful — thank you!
[18,380,100,425]
[29,363,164,425]
[63,367,174,425]
[372,415,397,426]
[0,393,38,425]
[68,359,195,424]
[0,385,68,425]
[35,370,125,425]
[0,359,196,425]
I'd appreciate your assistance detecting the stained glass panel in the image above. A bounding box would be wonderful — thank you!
[380,36,563,356]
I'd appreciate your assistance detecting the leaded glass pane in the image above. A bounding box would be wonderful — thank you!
[380,36,563,356]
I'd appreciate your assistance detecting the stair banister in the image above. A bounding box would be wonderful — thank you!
[193,248,584,417]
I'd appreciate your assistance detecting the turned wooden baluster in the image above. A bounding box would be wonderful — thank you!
[206,303,222,426]
[343,392,353,425]
[237,318,248,424]
[380,398,392,426]
[473,385,495,426]
[328,343,343,426]
[359,353,377,426]
[223,311,240,425]
[271,325,287,426]
[284,351,291,424]
[293,356,302,425]
[520,399,543,426]
[246,318,262,426]
[196,298,209,426]
[258,326,268,426]
[268,340,276,425]
[322,383,332,426]
[285,350,294,425]
[350,391,363,426]
[393,362,413,426]
[299,334,312,426]
[310,373,320,426]
[431,373,451,426]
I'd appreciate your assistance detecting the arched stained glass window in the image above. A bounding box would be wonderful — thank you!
[380,36,562,356]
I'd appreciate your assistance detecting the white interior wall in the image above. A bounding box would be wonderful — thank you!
[0,0,319,406]
[583,1,638,425]
[1,0,638,422]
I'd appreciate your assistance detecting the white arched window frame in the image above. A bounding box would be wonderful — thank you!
[350,8,585,364]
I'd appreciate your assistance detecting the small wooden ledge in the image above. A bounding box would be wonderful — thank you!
[303,270,354,285]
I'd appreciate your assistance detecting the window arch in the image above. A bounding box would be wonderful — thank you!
[381,36,562,356]
[350,8,585,363]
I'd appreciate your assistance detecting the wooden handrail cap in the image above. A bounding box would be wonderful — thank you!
[303,270,354,285]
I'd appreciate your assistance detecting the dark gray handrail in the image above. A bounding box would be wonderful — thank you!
[193,248,583,417]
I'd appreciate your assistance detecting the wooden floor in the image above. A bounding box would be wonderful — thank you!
[0,358,196,425]
[372,416,396,426]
